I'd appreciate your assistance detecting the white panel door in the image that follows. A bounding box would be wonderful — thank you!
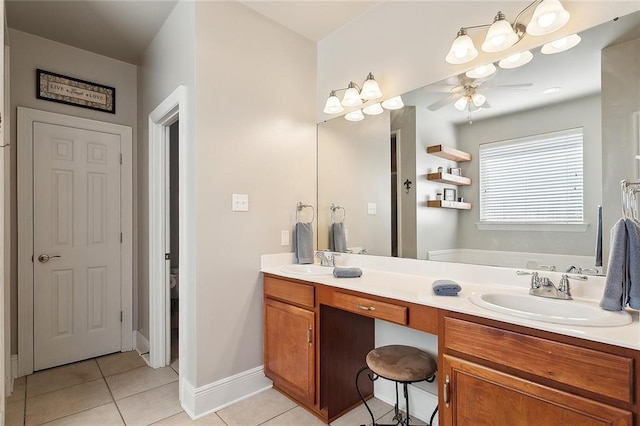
[33,122,122,370]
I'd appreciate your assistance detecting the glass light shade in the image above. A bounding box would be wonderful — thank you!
[344,109,365,122]
[381,96,404,110]
[471,92,487,107]
[481,16,519,53]
[465,63,497,79]
[445,30,478,64]
[361,73,382,100]
[454,96,469,111]
[498,50,533,69]
[341,84,363,107]
[323,93,344,114]
[526,0,570,36]
[362,103,384,115]
[541,34,581,54]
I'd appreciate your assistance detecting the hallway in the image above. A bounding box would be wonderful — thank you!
[4,351,412,425]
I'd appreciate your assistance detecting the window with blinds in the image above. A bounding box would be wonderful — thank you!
[479,128,584,224]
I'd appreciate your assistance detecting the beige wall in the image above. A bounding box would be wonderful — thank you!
[8,29,138,354]
[192,2,316,386]
[318,111,391,256]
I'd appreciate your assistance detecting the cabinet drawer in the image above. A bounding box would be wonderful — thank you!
[444,317,634,403]
[264,275,315,309]
[331,292,407,325]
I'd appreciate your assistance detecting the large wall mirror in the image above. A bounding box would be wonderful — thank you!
[317,9,640,274]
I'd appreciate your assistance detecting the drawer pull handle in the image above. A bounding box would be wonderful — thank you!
[444,375,450,408]
[356,303,376,311]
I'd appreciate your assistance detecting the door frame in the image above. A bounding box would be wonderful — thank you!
[17,107,133,376]
[148,86,186,369]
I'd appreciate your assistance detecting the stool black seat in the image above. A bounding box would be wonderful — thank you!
[356,345,438,426]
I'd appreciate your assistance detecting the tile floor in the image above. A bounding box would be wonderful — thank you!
[5,351,426,426]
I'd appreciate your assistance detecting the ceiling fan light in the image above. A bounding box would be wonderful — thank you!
[341,83,363,107]
[446,29,478,64]
[481,12,519,52]
[541,33,581,54]
[361,73,383,100]
[471,92,486,107]
[344,109,365,122]
[454,96,469,111]
[323,91,344,114]
[362,103,384,115]
[465,63,497,79]
[381,96,404,110]
[526,0,570,36]
[498,50,533,69]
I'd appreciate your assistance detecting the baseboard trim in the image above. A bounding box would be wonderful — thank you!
[181,365,272,419]
[135,330,150,356]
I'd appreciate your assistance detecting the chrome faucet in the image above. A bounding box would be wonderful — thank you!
[516,271,572,300]
[564,265,599,275]
[315,251,340,267]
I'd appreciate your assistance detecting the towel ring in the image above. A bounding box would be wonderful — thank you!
[330,203,346,224]
[296,202,315,224]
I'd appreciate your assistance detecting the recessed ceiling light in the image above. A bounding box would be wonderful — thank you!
[542,87,562,95]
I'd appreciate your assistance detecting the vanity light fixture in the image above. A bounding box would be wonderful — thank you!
[465,63,497,79]
[542,86,562,95]
[344,109,365,122]
[362,102,385,116]
[498,50,534,69]
[381,96,405,110]
[541,33,581,54]
[445,0,570,65]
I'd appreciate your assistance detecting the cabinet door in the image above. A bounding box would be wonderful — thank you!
[264,298,315,404]
[442,355,632,426]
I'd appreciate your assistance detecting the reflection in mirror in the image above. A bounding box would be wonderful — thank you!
[317,10,640,274]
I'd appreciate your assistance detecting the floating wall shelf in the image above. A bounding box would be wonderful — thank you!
[426,172,471,186]
[427,145,471,162]
[427,200,472,210]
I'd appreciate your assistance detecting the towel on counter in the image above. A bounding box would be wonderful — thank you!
[333,267,362,278]
[432,279,462,296]
[600,219,628,311]
[330,222,347,253]
[626,219,640,309]
[294,222,314,264]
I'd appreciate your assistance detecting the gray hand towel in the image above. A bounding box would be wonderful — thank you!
[294,222,314,264]
[600,219,627,311]
[331,222,347,253]
[333,267,362,278]
[432,279,461,296]
[625,219,640,309]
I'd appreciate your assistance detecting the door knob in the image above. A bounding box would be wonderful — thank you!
[38,254,61,263]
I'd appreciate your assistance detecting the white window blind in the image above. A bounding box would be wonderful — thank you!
[479,128,584,224]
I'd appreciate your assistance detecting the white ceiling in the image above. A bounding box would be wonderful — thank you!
[5,0,380,64]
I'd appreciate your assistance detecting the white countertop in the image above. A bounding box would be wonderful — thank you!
[261,253,640,351]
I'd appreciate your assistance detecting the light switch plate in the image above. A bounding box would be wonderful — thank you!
[232,194,249,212]
[368,203,377,215]
[281,230,289,246]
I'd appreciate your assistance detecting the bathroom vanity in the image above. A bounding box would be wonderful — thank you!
[262,256,639,425]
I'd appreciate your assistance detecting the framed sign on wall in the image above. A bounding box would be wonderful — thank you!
[37,69,115,114]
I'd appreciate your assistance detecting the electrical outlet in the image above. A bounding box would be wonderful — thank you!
[281,230,289,246]
[232,194,249,212]
[367,203,377,215]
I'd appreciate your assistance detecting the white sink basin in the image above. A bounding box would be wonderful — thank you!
[469,292,632,327]
[280,264,334,276]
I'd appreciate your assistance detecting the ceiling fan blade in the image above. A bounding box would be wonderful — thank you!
[483,83,533,92]
[427,93,460,111]
[422,84,459,93]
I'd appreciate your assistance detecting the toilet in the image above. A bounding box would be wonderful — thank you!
[170,268,179,299]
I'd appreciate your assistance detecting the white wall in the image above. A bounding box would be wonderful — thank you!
[137,0,195,382]
[8,28,137,356]
[455,94,602,257]
[317,1,639,121]
[192,1,316,389]
[601,37,640,270]
[318,111,391,256]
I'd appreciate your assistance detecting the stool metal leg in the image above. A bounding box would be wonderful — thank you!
[356,366,377,426]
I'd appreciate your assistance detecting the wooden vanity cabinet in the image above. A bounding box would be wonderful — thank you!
[440,314,636,426]
[264,276,316,405]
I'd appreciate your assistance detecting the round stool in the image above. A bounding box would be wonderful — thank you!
[356,345,438,426]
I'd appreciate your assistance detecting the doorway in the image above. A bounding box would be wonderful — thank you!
[17,108,133,376]
[167,121,179,370]
[391,130,402,257]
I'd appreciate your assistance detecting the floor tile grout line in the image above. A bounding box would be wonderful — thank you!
[23,359,102,400]
[102,371,128,425]
[110,376,179,403]
[36,401,116,426]
[255,404,299,426]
